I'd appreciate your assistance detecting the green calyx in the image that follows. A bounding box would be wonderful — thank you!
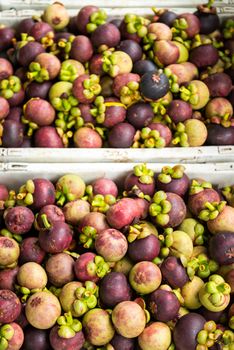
[0,228,22,243]
[179,218,205,245]
[40,31,54,49]
[134,297,151,323]
[0,76,21,99]
[60,61,81,83]
[83,74,102,100]
[120,81,140,106]
[140,127,166,148]
[72,281,99,317]
[151,93,172,117]
[15,33,35,50]
[124,13,150,38]
[127,221,158,243]
[191,34,212,50]
[180,84,199,106]
[37,213,51,229]
[173,35,191,50]
[90,194,116,213]
[122,185,151,201]
[199,274,231,312]
[149,191,171,226]
[222,19,234,40]
[15,284,45,302]
[186,254,219,280]
[4,190,17,208]
[133,163,154,184]
[189,179,212,195]
[16,179,35,206]
[86,10,107,33]
[198,201,226,222]
[229,316,234,330]
[172,18,189,40]
[27,62,49,83]
[56,127,73,148]
[49,286,62,297]
[87,255,110,279]
[157,165,185,184]
[218,49,233,70]
[51,36,75,60]
[57,311,82,339]
[90,96,106,124]
[222,185,234,206]
[164,68,180,94]
[143,32,157,51]
[196,320,223,350]
[52,94,80,133]
[172,122,189,147]
[0,324,14,345]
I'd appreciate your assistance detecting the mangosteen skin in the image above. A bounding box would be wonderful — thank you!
[161,256,189,288]
[148,289,180,322]
[209,232,234,265]
[128,234,160,262]
[173,313,206,350]
[99,272,132,308]
[206,124,234,145]
[127,102,154,129]
[133,59,158,76]
[140,71,169,101]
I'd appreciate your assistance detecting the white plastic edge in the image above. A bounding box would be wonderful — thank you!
[1,147,234,163]
[1,162,234,190]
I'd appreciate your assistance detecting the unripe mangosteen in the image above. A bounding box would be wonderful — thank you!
[205,97,233,124]
[0,96,9,120]
[2,120,24,148]
[148,289,180,322]
[95,228,128,262]
[33,53,61,80]
[129,261,162,294]
[25,291,61,329]
[73,127,103,148]
[173,313,206,350]
[204,72,232,97]
[181,276,204,309]
[176,13,201,38]
[161,256,189,288]
[188,187,220,216]
[17,41,45,67]
[138,322,171,350]
[42,2,69,30]
[117,39,142,62]
[133,59,158,76]
[70,36,94,63]
[190,44,219,69]
[17,262,48,290]
[46,253,75,287]
[207,205,234,234]
[0,58,13,80]
[166,62,198,86]
[24,98,55,127]
[0,236,20,267]
[167,99,192,123]
[39,221,73,254]
[112,301,146,338]
[0,267,18,291]
[92,178,118,197]
[209,232,234,265]
[77,212,109,236]
[63,200,90,226]
[22,327,51,350]
[91,23,121,48]
[128,234,160,262]
[99,272,131,308]
[34,126,64,148]
[108,122,136,148]
[127,102,154,129]
[58,281,82,315]
[0,290,21,324]
[106,197,140,229]
[206,124,234,145]
[0,26,15,51]
[148,22,172,41]
[83,308,115,346]
[19,237,46,265]
[74,252,103,283]
[4,206,34,234]
[153,40,180,67]
[140,71,169,101]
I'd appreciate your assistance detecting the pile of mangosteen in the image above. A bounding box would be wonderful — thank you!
[0,0,233,148]
[0,163,233,349]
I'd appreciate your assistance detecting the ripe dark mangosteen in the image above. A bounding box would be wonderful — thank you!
[0,26,15,52]
[167,99,192,123]
[117,39,143,63]
[155,165,190,197]
[4,206,34,234]
[148,289,180,322]
[209,232,234,265]
[22,326,51,350]
[108,122,136,148]
[206,124,234,145]
[91,23,121,48]
[110,334,135,350]
[26,81,52,100]
[128,234,160,263]
[203,72,232,97]
[19,237,46,265]
[133,59,158,76]
[124,163,155,197]
[140,70,169,101]
[99,272,131,308]
[161,256,189,288]
[189,44,219,69]
[173,313,206,350]
[194,3,220,34]
[127,102,154,129]
[158,10,178,27]
[17,41,45,67]
[2,120,24,147]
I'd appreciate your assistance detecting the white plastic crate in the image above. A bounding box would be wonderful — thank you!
[0,2,233,163]
[1,162,234,189]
